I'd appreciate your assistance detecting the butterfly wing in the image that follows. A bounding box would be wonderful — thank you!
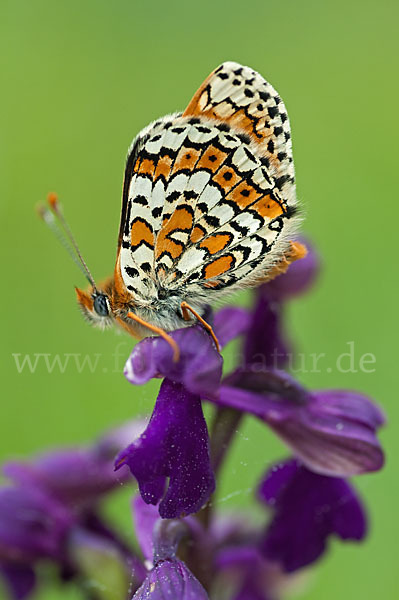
[117,62,300,308]
[183,61,296,203]
[116,113,185,299]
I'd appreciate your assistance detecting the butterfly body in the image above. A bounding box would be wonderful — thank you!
[53,62,304,340]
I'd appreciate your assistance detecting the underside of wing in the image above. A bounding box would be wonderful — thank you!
[117,63,300,306]
[183,61,296,204]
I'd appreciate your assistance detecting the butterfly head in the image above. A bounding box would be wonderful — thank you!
[75,286,114,329]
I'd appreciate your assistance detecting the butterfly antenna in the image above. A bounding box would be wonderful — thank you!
[38,204,90,281]
[39,193,97,289]
[47,193,97,289]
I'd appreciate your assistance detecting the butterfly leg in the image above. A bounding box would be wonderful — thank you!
[180,302,221,352]
[257,240,307,284]
[125,311,180,362]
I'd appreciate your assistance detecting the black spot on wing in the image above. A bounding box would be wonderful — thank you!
[267,106,279,119]
[184,190,197,200]
[204,214,220,228]
[152,206,162,218]
[140,262,152,273]
[125,266,139,278]
[166,190,181,203]
[259,91,271,102]
[133,195,147,206]
[196,126,212,134]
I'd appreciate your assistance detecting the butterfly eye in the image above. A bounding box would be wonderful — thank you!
[93,293,110,317]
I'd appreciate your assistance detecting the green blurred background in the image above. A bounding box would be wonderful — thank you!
[1,0,398,598]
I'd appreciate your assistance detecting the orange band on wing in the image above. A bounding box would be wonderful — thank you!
[199,233,232,255]
[250,196,284,219]
[190,225,206,244]
[204,255,233,279]
[196,146,228,173]
[154,155,173,180]
[213,165,241,192]
[171,147,202,175]
[138,158,156,177]
[155,207,193,260]
[131,219,154,248]
[225,181,261,210]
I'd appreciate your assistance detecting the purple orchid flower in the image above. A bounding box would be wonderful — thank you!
[214,546,274,600]
[133,559,208,600]
[4,450,124,510]
[0,485,73,599]
[115,379,215,518]
[124,323,223,397]
[0,486,72,564]
[131,498,208,600]
[0,421,147,599]
[258,459,367,571]
[243,295,291,371]
[118,309,253,519]
[213,369,385,477]
[132,495,161,562]
[4,420,145,509]
[123,307,251,398]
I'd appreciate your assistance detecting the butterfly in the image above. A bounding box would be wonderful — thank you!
[41,62,305,360]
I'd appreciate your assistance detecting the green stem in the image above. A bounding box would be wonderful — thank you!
[210,406,243,474]
[197,406,243,531]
